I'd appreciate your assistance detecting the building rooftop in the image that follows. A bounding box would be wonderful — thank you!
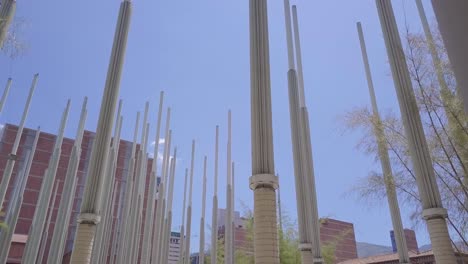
[338,249,468,264]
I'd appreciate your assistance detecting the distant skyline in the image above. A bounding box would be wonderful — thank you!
[0,0,438,252]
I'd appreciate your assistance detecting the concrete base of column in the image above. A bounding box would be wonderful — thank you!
[299,243,323,264]
[252,186,279,264]
[423,209,456,263]
[70,214,100,264]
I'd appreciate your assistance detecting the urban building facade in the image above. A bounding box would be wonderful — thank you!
[0,124,157,263]
[320,218,359,263]
[338,250,468,264]
[390,229,418,254]
[217,208,253,257]
[168,231,181,264]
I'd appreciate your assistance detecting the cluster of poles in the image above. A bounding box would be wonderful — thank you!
[0,0,467,264]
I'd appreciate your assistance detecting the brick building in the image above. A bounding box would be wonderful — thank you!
[0,124,157,263]
[216,208,254,258]
[320,218,359,263]
[390,229,419,253]
[338,250,468,264]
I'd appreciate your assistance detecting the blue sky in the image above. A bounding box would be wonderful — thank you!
[0,0,436,253]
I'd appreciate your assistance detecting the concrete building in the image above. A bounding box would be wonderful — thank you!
[0,123,156,263]
[168,231,182,264]
[390,229,418,254]
[320,218,358,263]
[338,250,468,264]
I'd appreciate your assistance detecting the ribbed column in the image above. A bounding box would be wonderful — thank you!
[141,92,164,264]
[231,162,235,262]
[179,168,188,264]
[37,180,60,264]
[98,102,124,264]
[431,0,468,113]
[376,1,456,263]
[23,100,71,264]
[199,156,207,264]
[0,151,29,263]
[117,112,139,264]
[184,141,196,263]
[162,149,177,264]
[0,78,12,114]
[225,111,233,264]
[48,97,87,264]
[357,22,410,264]
[0,74,38,210]
[0,0,16,48]
[70,1,132,262]
[249,0,279,263]
[211,126,219,264]
[0,127,39,263]
[153,109,172,263]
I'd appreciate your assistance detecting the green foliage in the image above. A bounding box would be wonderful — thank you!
[341,23,468,247]
[0,222,7,230]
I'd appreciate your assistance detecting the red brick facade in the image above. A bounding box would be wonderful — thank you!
[0,124,156,263]
[320,218,359,263]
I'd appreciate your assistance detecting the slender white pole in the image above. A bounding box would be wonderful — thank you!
[0,78,12,114]
[23,100,71,264]
[375,1,456,262]
[184,140,196,263]
[199,156,207,264]
[0,73,38,210]
[117,112,140,264]
[0,0,16,48]
[162,148,177,264]
[71,1,132,262]
[225,110,233,264]
[231,161,235,262]
[179,168,188,264]
[292,6,306,107]
[211,126,219,264]
[153,108,172,262]
[47,100,88,263]
[357,22,410,264]
[155,129,173,263]
[141,91,164,264]
[0,149,32,263]
[37,180,60,264]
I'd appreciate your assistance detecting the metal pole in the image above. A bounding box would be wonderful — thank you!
[70,1,132,262]
[0,74,38,210]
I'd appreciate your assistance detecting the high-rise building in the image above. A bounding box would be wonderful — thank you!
[390,229,419,253]
[320,218,359,263]
[0,124,157,263]
[216,208,253,257]
[168,231,181,264]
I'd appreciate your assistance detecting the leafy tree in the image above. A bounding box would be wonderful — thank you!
[341,22,467,248]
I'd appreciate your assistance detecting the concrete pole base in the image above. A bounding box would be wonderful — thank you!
[423,209,456,263]
[252,186,279,264]
[70,223,97,264]
[70,214,100,263]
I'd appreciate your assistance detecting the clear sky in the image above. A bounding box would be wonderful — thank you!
[0,0,437,253]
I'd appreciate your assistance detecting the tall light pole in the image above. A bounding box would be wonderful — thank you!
[0,74,38,210]
[357,22,410,264]
[211,126,219,264]
[249,0,280,262]
[70,1,132,262]
[376,1,456,263]
[0,0,15,48]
